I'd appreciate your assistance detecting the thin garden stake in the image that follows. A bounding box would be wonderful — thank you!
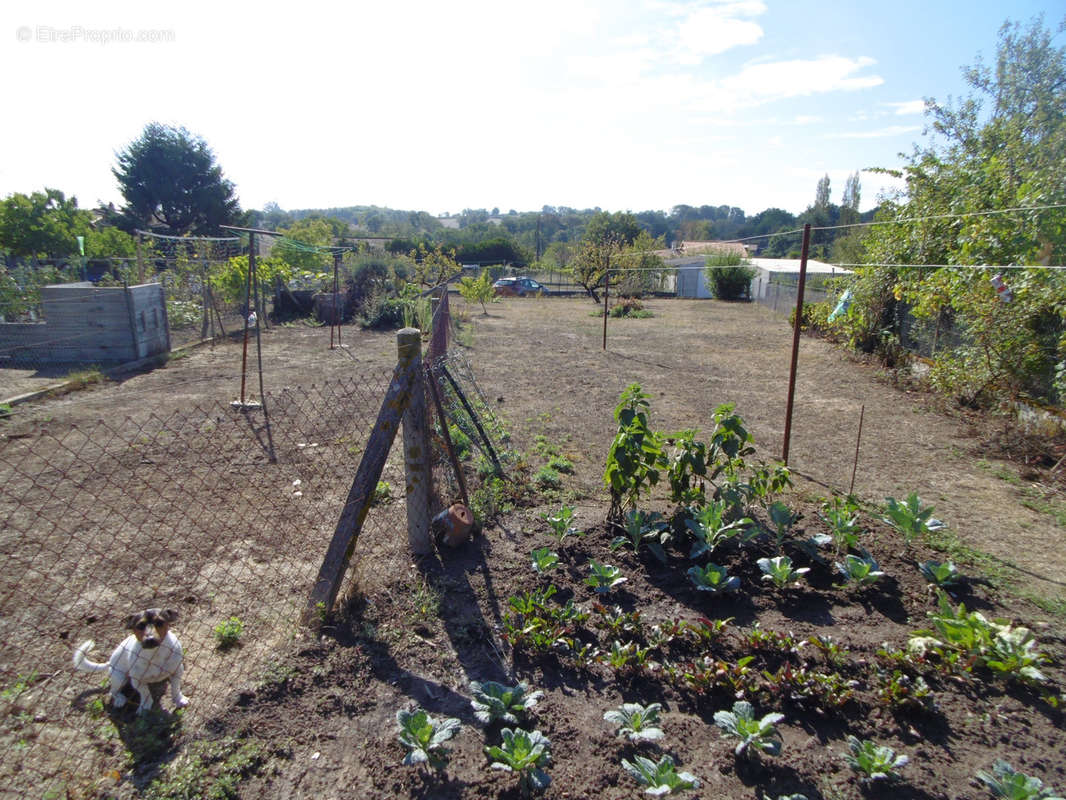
[781,223,811,465]
[438,362,505,477]
[849,404,864,495]
[426,364,469,508]
[239,233,254,404]
[602,267,609,350]
[331,251,341,349]
[250,236,276,462]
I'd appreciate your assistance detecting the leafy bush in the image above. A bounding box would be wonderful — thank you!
[534,466,562,489]
[213,617,243,650]
[704,253,755,300]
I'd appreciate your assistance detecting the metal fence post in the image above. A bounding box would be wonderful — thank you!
[399,328,432,555]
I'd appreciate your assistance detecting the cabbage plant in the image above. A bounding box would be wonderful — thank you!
[621,754,699,795]
[485,727,552,794]
[757,555,810,588]
[396,707,460,769]
[610,509,669,562]
[713,700,783,758]
[976,759,1064,799]
[603,702,664,742]
[919,559,961,588]
[882,492,944,547]
[470,680,544,725]
[835,553,884,586]
[586,559,627,594]
[687,563,739,593]
[686,500,752,558]
[843,735,908,782]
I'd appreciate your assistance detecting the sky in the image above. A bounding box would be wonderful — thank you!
[1,1,1062,218]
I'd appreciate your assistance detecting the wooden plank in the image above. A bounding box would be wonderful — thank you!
[306,329,422,616]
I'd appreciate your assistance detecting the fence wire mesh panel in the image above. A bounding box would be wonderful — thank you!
[0,370,410,798]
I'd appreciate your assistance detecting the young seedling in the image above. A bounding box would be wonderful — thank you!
[621,754,700,795]
[713,700,784,758]
[470,681,544,725]
[768,501,798,551]
[835,552,885,587]
[541,504,583,544]
[757,555,810,589]
[882,492,944,548]
[213,616,244,649]
[603,702,664,742]
[586,559,627,594]
[976,759,1064,800]
[843,735,908,782]
[610,509,669,562]
[686,500,753,559]
[485,727,552,794]
[396,707,460,769]
[819,495,863,554]
[530,547,559,574]
[919,560,961,588]
[687,562,740,593]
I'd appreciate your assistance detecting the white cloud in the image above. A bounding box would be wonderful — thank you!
[885,99,927,115]
[721,56,882,101]
[829,125,921,139]
[792,115,823,125]
[673,1,766,63]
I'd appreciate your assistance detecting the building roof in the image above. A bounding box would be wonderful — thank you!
[750,258,849,275]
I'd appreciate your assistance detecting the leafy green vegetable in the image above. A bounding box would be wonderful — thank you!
[541,504,583,543]
[919,559,961,588]
[712,700,784,758]
[586,559,627,594]
[485,727,552,794]
[976,759,1064,799]
[882,492,944,547]
[470,681,544,725]
[843,735,908,782]
[835,552,885,586]
[621,754,700,795]
[687,562,740,593]
[757,555,810,588]
[610,509,669,562]
[603,702,664,742]
[685,500,752,559]
[819,495,863,554]
[396,707,460,769]
[768,501,798,551]
[530,547,559,574]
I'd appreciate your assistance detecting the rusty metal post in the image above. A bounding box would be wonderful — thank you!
[781,223,811,465]
[602,266,609,350]
[239,233,255,404]
[331,251,341,349]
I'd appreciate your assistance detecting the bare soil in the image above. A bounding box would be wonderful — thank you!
[2,298,1064,799]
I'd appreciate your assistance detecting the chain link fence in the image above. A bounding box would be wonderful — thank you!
[0,367,420,798]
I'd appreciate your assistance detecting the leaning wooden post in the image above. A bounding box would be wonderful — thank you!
[400,328,432,556]
[781,223,811,465]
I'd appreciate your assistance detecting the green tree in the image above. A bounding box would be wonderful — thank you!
[617,231,667,296]
[458,269,494,314]
[0,188,90,259]
[113,123,242,236]
[815,174,832,209]
[274,218,334,271]
[85,226,137,259]
[572,232,623,304]
[850,15,1066,405]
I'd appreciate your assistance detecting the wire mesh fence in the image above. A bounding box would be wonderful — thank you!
[0,369,418,798]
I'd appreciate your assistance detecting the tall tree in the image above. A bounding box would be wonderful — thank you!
[841,172,861,212]
[851,14,1066,404]
[113,123,242,236]
[814,174,832,209]
[0,188,90,259]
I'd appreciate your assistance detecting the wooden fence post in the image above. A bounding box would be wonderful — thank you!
[400,328,432,556]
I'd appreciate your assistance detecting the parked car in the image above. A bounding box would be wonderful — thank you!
[492,276,550,297]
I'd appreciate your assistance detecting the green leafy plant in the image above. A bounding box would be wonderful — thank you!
[534,465,563,489]
[396,707,460,769]
[686,499,752,559]
[835,552,885,587]
[586,559,627,594]
[757,555,810,588]
[603,702,664,742]
[621,754,700,795]
[485,727,552,794]
[213,617,244,650]
[909,591,1049,682]
[876,670,934,712]
[882,492,944,547]
[819,495,864,555]
[919,559,961,588]
[704,253,756,300]
[470,681,544,725]
[767,501,798,551]
[604,384,667,517]
[747,463,793,507]
[610,509,669,562]
[530,547,559,574]
[687,562,740,593]
[372,480,392,505]
[666,430,709,505]
[976,759,1064,800]
[713,700,784,758]
[541,504,583,544]
[843,735,908,782]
